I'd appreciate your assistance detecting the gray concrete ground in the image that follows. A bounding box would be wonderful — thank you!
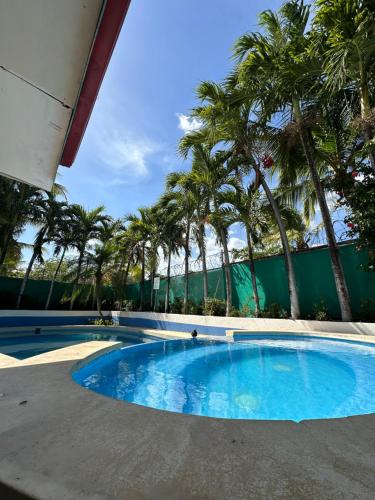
[1,343,375,499]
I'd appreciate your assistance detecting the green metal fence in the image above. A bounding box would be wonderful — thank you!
[0,242,373,318]
[126,242,375,319]
[0,276,113,310]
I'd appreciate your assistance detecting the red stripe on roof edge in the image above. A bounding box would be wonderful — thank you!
[60,0,131,167]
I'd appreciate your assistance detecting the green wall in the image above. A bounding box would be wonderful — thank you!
[0,242,373,318]
[126,242,375,319]
[0,276,113,310]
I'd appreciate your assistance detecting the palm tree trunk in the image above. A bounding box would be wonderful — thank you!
[199,223,209,301]
[16,249,38,309]
[95,271,103,316]
[45,247,66,310]
[293,99,352,321]
[246,225,260,317]
[300,129,352,321]
[257,166,301,319]
[220,229,232,317]
[165,248,172,313]
[120,259,131,308]
[183,221,190,314]
[213,199,232,316]
[70,251,84,311]
[139,243,145,311]
[150,268,155,309]
[0,226,14,267]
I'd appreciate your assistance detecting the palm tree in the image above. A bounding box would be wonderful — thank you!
[156,204,184,313]
[88,219,122,315]
[112,227,141,309]
[127,207,154,311]
[181,83,301,319]
[187,146,238,317]
[45,207,75,310]
[162,173,196,314]
[69,205,108,310]
[221,183,269,316]
[313,0,375,173]
[0,179,43,268]
[233,1,352,320]
[16,192,67,309]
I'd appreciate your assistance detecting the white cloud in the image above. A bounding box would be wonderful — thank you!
[228,237,247,251]
[176,113,202,134]
[98,133,159,183]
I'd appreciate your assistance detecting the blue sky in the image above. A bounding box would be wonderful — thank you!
[57,0,282,217]
[23,0,284,263]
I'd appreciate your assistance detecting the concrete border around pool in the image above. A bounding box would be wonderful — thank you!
[1,309,375,337]
[1,333,375,498]
[0,325,185,368]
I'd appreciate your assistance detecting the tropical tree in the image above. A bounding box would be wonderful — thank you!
[0,178,43,268]
[127,207,154,310]
[221,183,269,316]
[87,219,122,315]
[181,82,302,319]
[233,0,352,320]
[187,146,238,317]
[313,0,375,173]
[69,205,108,310]
[156,204,184,313]
[45,207,75,310]
[16,192,67,309]
[162,172,196,314]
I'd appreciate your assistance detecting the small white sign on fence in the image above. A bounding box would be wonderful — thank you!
[153,277,160,290]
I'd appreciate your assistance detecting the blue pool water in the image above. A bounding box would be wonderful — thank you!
[0,330,151,360]
[73,336,375,421]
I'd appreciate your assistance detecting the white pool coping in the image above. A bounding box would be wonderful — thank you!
[0,325,186,369]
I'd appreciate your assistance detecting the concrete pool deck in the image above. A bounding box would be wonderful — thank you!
[1,330,375,499]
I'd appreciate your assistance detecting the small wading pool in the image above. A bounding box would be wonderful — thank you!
[73,335,375,421]
[0,329,155,360]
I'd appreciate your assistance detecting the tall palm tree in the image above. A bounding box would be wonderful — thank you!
[156,204,184,313]
[127,207,154,310]
[87,219,122,315]
[16,192,67,309]
[0,179,43,268]
[221,183,269,316]
[181,84,301,319]
[162,173,196,314]
[112,227,141,309]
[69,205,108,310]
[187,146,238,317]
[45,207,75,310]
[233,0,352,320]
[313,0,375,173]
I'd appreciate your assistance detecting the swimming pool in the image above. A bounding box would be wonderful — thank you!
[73,335,375,421]
[0,329,155,360]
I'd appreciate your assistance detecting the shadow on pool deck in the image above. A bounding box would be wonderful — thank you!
[0,481,34,499]
[1,357,375,499]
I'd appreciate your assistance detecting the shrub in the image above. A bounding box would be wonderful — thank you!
[121,300,137,311]
[203,298,226,316]
[170,297,184,314]
[170,297,202,315]
[89,318,114,326]
[313,299,330,321]
[229,308,243,317]
[259,303,288,319]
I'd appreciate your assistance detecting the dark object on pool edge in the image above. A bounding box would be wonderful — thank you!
[34,328,41,334]
[191,329,198,338]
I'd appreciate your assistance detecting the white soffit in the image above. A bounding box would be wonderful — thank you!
[0,0,103,190]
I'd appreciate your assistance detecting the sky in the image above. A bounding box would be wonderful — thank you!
[57,0,281,215]
[22,0,284,266]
